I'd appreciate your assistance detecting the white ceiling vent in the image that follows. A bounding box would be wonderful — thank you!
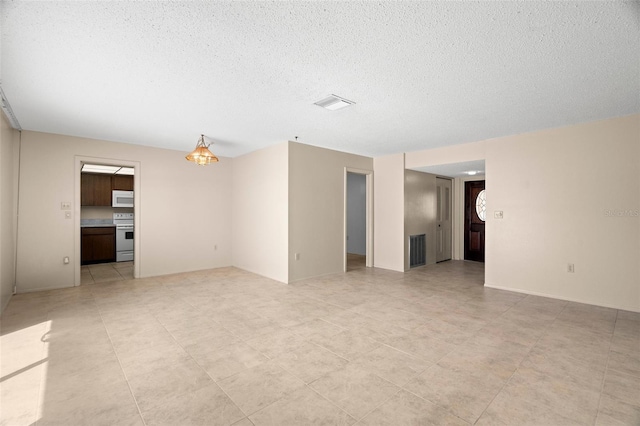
[314,95,355,111]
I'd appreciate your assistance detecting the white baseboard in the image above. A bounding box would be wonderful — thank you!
[484,283,640,313]
[1,293,13,315]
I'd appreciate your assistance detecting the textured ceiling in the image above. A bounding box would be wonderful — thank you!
[1,1,638,158]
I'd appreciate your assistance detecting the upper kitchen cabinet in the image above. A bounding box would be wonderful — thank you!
[81,173,112,206]
[112,175,134,191]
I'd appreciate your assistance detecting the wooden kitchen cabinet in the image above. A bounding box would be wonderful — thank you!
[81,227,116,264]
[81,173,112,206]
[111,175,134,191]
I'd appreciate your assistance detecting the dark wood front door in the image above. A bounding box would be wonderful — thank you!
[464,180,485,262]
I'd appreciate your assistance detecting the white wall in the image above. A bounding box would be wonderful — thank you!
[404,170,437,269]
[346,173,366,255]
[0,111,20,313]
[288,142,372,282]
[373,153,405,272]
[406,115,640,312]
[232,142,289,283]
[16,131,233,292]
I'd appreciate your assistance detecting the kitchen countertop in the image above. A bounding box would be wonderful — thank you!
[81,219,115,228]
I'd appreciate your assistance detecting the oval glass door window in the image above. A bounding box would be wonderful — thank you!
[475,190,486,221]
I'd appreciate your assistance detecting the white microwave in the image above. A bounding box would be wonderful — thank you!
[112,190,134,208]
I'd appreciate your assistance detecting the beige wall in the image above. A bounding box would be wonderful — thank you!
[288,142,372,282]
[406,114,640,312]
[232,142,289,283]
[0,112,20,313]
[16,131,233,292]
[405,140,486,169]
[404,170,437,269]
[7,115,638,312]
[373,153,405,272]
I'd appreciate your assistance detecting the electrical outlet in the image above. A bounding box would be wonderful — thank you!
[63,256,70,264]
[494,211,504,219]
[567,263,575,273]
[65,211,72,219]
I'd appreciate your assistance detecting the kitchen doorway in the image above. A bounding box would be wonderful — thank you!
[74,156,141,286]
[344,168,373,271]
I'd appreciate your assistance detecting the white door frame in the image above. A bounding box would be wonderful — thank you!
[343,167,374,271]
[436,177,453,262]
[74,156,141,286]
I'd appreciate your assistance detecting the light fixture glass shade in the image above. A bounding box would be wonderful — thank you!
[186,134,219,165]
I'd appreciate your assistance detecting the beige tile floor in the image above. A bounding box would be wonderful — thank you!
[1,261,638,425]
[81,261,134,284]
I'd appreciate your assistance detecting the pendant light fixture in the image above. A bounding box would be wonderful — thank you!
[186,134,219,165]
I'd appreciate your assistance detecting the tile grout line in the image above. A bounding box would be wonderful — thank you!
[593,309,617,426]
[399,386,472,425]
[90,285,149,426]
[466,295,565,425]
[154,281,254,421]
[33,305,54,425]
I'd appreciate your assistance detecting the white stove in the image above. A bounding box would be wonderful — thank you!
[113,213,134,262]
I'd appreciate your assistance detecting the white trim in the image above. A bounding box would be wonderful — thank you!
[435,176,454,263]
[1,294,12,313]
[484,283,640,313]
[344,167,374,271]
[74,156,141,285]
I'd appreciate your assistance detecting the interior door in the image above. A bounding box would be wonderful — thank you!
[436,177,452,262]
[464,180,486,262]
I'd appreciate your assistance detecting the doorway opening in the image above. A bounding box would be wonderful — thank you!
[74,156,141,286]
[464,180,486,262]
[344,168,373,271]
[436,177,453,262]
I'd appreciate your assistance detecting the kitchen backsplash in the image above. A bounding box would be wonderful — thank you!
[81,206,134,220]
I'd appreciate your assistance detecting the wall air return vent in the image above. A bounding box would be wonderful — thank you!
[409,234,426,268]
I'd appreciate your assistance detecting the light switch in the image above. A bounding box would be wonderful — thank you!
[494,211,504,219]
[61,202,71,210]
